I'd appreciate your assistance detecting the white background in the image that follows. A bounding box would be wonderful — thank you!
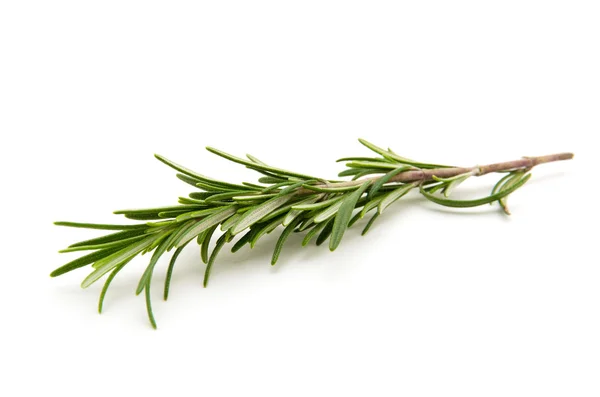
[1,1,598,396]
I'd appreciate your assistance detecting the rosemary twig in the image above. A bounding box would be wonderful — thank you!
[52,139,573,328]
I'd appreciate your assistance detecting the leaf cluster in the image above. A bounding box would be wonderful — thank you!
[52,139,532,328]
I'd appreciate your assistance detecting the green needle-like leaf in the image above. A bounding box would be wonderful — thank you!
[282,196,321,226]
[145,281,157,329]
[155,154,256,191]
[301,183,362,193]
[146,220,177,228]
[231,228,256,253]
[358,139,453,169]
[201,224,219,264]
[246,153,267,165]
[203,191,249,202]
[250,216,286,248]
[292,196,342,211]
[345,161,399,170]
[432,171,474,197]
[302,221,328,246]
[175,208,218,222]
[189,192,213,200]
[51,246,124,277]
[491,173,514,198]
[164,243,188,301]
[176,173,204,188]
[351,169,386,180]
[206,147,317,180]
[232,193,279,203]
[260,180,295,193]
[271,218,302,265]
[497,172,527,215]
[348,211,362,228]
[420,173,532,208]
[255,195,319,222]
[175,206,237,247]
[114,205,203,216]
[204,232,230,287]
[338,168,364,177]
[368,166,414,199]
[231,194,294,235]
[59,234,148,253]
[258,176,286,184]
[329,181,370,251]
[361,212,380,235]
[280,180,318,195]
[81,234,160,288]
[360,196,383,217]
[378,182,418,213]
[357,139,402,162]
[220,213,242,232]
[336,156,394,163]
[163,221,195,251]
[316,219,335,246]
[136,234,172,295]
[98,258,132,314]
[54,221,147,231]
[313,200,344,223]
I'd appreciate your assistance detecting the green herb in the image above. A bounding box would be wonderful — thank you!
[52,139,573,328]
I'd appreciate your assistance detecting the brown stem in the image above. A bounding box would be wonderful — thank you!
[298,152,574,193]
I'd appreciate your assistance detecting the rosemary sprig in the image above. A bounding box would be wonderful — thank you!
[52,139,574,328]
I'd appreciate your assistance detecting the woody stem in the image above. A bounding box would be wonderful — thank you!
[298,152,574,194]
